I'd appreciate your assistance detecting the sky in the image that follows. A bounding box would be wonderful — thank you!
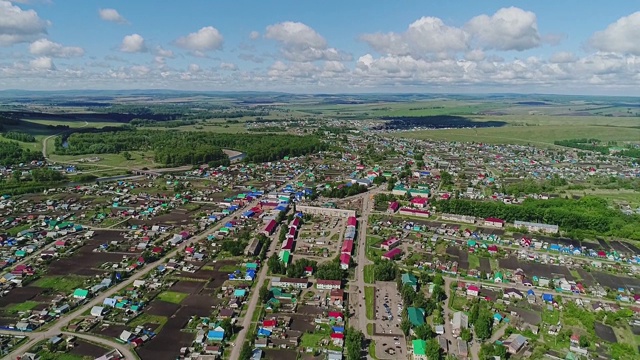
[1,0,640,95]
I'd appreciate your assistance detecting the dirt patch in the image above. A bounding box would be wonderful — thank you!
[136,307,196,360]
[264,349,298,360]
[594,322,617,342]
[479,258,491,273]
[170,280,205,294]
[70,339,108,358]
[0,287,43,307]
[498,257,573,280]
[286,314,316,332]
[182,294,216,310]
[145,300,180,317]
[91,323,128,338]
[297,305,324,316]
[591,271,640,290]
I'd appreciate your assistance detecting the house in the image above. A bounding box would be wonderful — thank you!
[487,245,499,255]
[207,327,225,342]
[387,201,400,214]
[119,330,133,342]
[317,279,341,290]
[504,288,524,300]
[457,338,468,358]
[451,311,468,337]
[398,207,431,218]
[401,273,418,291]
[514,220,558,234]
[262,220,277,236]
[407,307,426,327]
[494,272,504,283]
[340,253,350,270]
[542,293,554,303]
[330,289,344,303]
[410,197,428,208]
[328,311,344,322]
[484,217,505,228]
[503,333,527,354]
[90,306,106,317]
[380,237,401,251]
[382,248,402,261]
[467,285,479,297]
[262,319,277,330]
[271,277,308,289]
[330,333,344,346]
[73,289,89,300]
[412,339,428,360]
[304,266,313,276]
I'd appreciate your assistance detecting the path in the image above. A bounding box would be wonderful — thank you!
[42,121,88,159]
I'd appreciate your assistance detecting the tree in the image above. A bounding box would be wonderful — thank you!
[239,343,253,360]
[425,338,443,360]
[122,151,132,160]
[461,328,473,342]
[414,323,435,340]
[315,259,344,280]
[400,317,411,336]
[387,177,397,191]
[433,274,445,286]
[259,285,271,303]
[268,254,285,275]
[220,318,233,336]
[345,328,364,360]
[579,335,590,348]
[374,261,397,281]
[431,284,446,302]
[475,311,493,340]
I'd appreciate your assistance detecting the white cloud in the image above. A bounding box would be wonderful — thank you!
[0,0,49,46]
[249,31,260,40]
[120,34,146,53]
[175,26,223,55]
[361,17,468,56]
[29,56,54,71]
[99,8,127,24]
[155,46,174,58]
[188,64,201,73]
[464,49,485,62]
[590,12,640,55]
[265,21,350,62]
[220,62,237,71]
[29,39,84,58]
[466,7,541,51]
[549,51,577,64]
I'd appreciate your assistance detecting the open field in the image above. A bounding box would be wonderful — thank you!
[392,124,640,146]
[5,301,39,313]
[365,286,375,320]
[49,151,157,168]
[32,275,88,293]
[565,189,640,207]
[156,291,189,304]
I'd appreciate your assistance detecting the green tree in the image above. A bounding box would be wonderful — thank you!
[414,323,435,340]
[425,338,443,360]
[122,151,132,160]
[461,328,473,342]
[239,343,253,360]
[400,317,411,336]
[579,335,590,348]
[475,311,493,340]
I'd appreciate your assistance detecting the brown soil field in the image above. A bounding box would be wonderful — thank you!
[0,287,43,307]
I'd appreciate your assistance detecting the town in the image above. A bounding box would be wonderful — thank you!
[1,98,640,360]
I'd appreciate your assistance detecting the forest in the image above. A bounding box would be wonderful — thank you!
[55,129,327,166]
[0,141,43,166]
[2,131,36,142]
[555,138,640,159]
[434,197,640,240]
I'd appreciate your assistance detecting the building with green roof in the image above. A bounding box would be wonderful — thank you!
[401,273,418,291]
[407,307,425,327]
[412,339,427,360]
[73,289,89,299]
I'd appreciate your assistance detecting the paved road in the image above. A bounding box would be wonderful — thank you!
[2,198,262,359]
[227,229,280,360]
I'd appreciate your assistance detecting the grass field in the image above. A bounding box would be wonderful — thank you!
[218,264,242,272]
[392,124,640,146]
[36,352,85,360]
[49,151,157,168]
[364,264,375,284]
[365,286,375,320]
[156,291,189,304]
[367,323,374,336]
[33,275,88,293]
[565,189,640,207]
[542,309,560,324]
[128,313,168,331]
[468,254,480,270]
[6,301,39,313]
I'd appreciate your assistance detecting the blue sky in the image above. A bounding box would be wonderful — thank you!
[1,0,640,94]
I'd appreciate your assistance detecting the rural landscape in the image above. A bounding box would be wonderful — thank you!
[0,91,639,360]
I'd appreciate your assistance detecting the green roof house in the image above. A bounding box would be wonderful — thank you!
[401,273,418,291]
[412,339,427,360]
[494,271,504,283]
[73,289,89,299]
[407,307,425,327]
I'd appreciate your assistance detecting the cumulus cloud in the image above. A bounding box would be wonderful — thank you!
[120,34,146,53]
[29,56,54,71]
[29,39,84,58]
[361,17,468,56]
[590,12,640,55]
[155,46,174,58]
[99,8,127,24]
[466,7,541,51]
[249,31,260,40]
[175,26,223,55]
[188,64,201,73]
[0,0,49,46]
[220,62,237,71]
[549,51,577,64]
[265,21,350,62]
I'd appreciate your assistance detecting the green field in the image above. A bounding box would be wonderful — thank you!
[392,124,640,146]
[128,313,168,331]
[6,301,39,313]
[565,189,640,207]
[365,286,375,320]
[33,276,88,293]
[363,264,375,284]
[156,291,189,304]
[49,151,158,169]
[468,254,480,270]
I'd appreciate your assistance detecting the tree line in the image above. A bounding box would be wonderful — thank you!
[2,131,36,142]
[0,141,43,166]
[434,196,640,239]
[55,129,327,166]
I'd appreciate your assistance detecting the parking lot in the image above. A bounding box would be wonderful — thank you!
[372,281,407,359]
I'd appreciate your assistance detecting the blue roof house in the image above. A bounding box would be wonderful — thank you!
[542,293,554,302]
[207,327,225,342]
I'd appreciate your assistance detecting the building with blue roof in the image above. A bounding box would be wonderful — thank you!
[527,289,535,296]
[332,326,345,333]
[257,328,272,337]
[542,293,554,302]
[207,329,225,342]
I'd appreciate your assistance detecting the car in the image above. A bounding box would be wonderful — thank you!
[393,337,398,341]
[395,342,400,345]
